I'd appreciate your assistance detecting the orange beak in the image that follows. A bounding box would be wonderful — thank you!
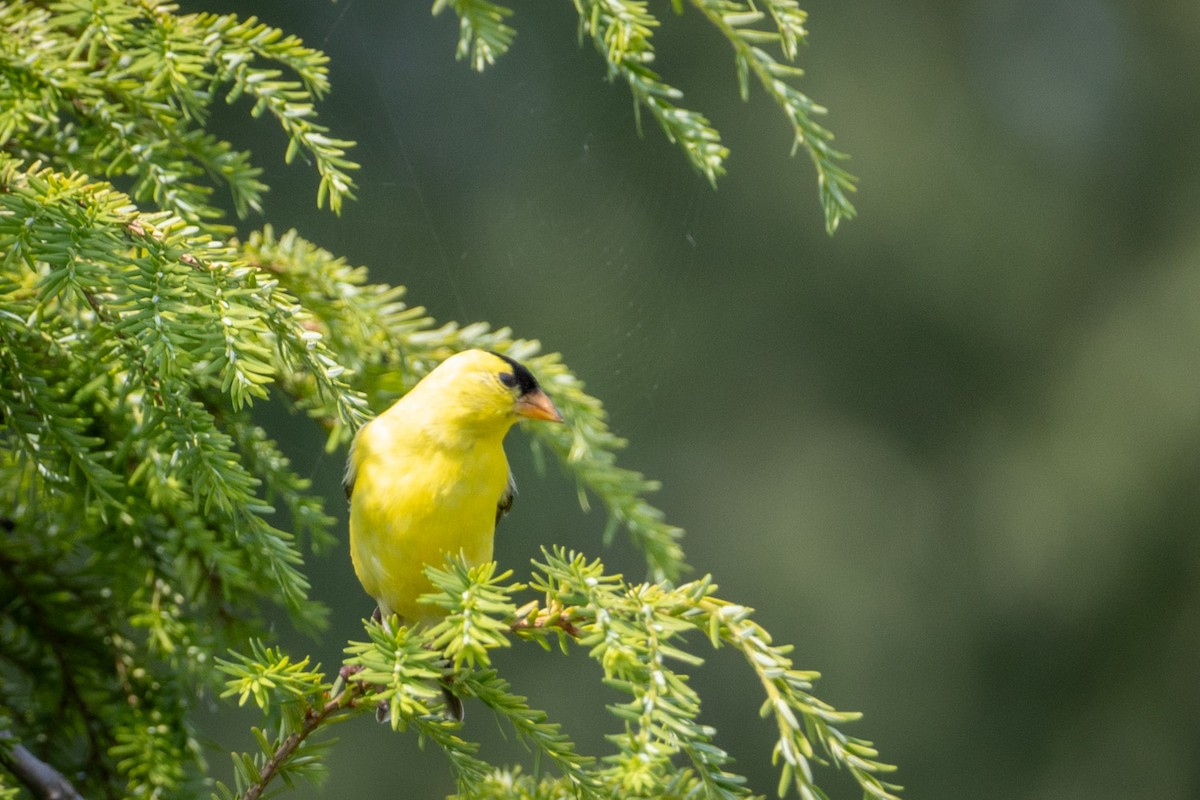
[516,389,563,422]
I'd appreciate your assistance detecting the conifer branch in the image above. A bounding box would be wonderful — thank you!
[214,547,904,799]
[238,689,358,800]
[215,645,369,800]
[573,0,729,186]
[432,0,517,71]
[686,0,856,232]
[219,553,902,799]
[0,2,358,223]
[0,731,87,800]
[433,0,853,230]
[0,4,889,798]
[0,551,116,789]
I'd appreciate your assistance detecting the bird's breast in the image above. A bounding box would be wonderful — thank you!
[348,421,510,622]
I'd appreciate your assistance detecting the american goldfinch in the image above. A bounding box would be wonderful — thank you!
[345,349,562,628]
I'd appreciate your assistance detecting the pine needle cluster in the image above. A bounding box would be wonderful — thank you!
[0,3,892,800]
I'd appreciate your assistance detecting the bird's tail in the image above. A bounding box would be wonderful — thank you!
[441,682,465,722]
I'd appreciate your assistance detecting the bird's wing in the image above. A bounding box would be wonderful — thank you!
[495,470,516,526]
[344,427,365,500]
[343,447,357,500]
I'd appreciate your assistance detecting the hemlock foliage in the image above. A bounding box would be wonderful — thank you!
[436,0,857,232]
[0,2,890,799]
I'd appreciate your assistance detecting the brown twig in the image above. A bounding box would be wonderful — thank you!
[509,605,584,639]
[239,682,364,800]
[0,731,86,800]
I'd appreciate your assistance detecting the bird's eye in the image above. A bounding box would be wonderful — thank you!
[498,372,517,388]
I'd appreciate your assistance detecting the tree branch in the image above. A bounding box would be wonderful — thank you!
[509,603,582,638]
[0,731,86,800]
[239,681,363,800]
[0,553,115,790]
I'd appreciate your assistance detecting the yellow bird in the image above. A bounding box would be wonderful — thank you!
[345,349,562,628]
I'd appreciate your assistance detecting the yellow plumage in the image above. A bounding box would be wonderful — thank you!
[346,349,561,625]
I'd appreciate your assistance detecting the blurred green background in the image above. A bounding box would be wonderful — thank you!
[195,1,1200,798]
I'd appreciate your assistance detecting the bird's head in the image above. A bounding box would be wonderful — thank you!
[413,349,563,432]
